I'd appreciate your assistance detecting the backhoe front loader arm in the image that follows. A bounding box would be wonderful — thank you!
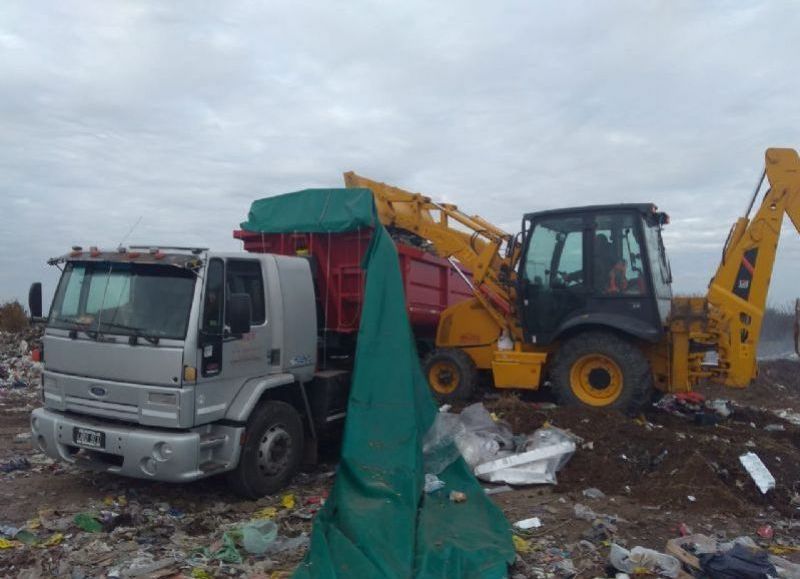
[343,171,522,336]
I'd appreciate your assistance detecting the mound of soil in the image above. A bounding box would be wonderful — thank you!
[487,376,800,517]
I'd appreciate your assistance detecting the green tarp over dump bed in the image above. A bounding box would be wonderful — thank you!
[242,188,514,579]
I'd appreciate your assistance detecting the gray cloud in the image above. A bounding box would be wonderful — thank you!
[1,0,799,309]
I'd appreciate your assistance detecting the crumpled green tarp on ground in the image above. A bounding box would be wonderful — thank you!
[242,188,514,579]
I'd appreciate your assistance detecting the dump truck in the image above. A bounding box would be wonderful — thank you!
[346,148,800,411]
[27,233,469,497]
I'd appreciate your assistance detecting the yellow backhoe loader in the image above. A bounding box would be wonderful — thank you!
[345,148,800,412]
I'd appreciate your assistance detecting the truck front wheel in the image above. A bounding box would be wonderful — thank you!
[228,400,304,499]
[423,348,478,402]
[549,331,653,414]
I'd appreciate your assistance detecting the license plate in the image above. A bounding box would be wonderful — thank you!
[73,427,105,449]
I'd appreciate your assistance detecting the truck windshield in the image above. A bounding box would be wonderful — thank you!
[49,261,196,340]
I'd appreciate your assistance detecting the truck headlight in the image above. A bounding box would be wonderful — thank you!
[148,392,177,406]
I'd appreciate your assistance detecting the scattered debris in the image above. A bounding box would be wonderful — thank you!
[448,491,467,503]
[609,544,681,578]
[483,485,513,496]
[739,452,776,494]
[581,487,605,500]
[513,517,542,530]
[424,473,445,493]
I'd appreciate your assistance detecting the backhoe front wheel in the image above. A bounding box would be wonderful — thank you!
[550,331,653,414]
[424,348,478,402]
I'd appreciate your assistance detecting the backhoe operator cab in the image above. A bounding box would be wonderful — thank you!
[519,204,672,347]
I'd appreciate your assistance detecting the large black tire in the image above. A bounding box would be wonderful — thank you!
[227,400,304,499]
[549,331,653,415]
[423,348,478,402]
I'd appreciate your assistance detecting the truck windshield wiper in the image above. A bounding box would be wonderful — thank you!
[99,321,161,345]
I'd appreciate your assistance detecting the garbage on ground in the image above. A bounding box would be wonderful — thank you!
[0,456,30,473]
[774,409,800,425]
[513,517,542,530]
[280,494,295,509]
[422,402,578,485]
[582,487,605,500]
[73,513,103,533]
[700,543,777,578]
[764,424,786,432]
[666,533,800,579]
[739,452,776,494]
[609,543,680,578]
[423,473,445,493]
[512,535,530,554]
[655,392,733,424]
[484,485,513,495]
[756,524,774,540]
[242,520,278,555]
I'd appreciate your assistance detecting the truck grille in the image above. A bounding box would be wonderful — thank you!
[64,396,139,422]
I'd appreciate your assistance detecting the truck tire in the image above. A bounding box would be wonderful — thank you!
[423,348,478,402]
[549,331,653,414]
[227,400,304,499]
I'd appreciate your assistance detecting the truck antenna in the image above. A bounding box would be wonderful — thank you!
[117,215,143,248]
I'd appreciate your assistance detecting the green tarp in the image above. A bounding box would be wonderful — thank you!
[242,188,514,579]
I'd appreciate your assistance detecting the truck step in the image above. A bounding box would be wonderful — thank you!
[199,434,226,450]
[199,461,226,473]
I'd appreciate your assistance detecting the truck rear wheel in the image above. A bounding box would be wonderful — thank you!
[550,331,653,414]
[227,400,304,499]
[423,348,477,402]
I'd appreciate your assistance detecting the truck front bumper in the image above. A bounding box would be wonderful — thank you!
[31,408,243,482]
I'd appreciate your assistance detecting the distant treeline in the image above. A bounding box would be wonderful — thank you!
[762,303,796,342]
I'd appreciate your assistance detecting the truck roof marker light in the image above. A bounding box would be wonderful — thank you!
[69,250,82,257]
[127,252,141,259]
[90,246,100,257]
[183,366,197,383]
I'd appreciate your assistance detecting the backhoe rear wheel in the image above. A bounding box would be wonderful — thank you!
[424,348,477,402]
[550,331,653,414]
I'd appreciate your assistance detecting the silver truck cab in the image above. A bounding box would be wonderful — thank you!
[31,246,333,497]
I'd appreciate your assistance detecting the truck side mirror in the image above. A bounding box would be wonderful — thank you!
[228,293,252,336]
[29,282,43,320]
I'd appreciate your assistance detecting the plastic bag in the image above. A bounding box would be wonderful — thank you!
[609,544,680,578]
[242,520,278,554]
[422,412,466,474]
[424,473,445,493]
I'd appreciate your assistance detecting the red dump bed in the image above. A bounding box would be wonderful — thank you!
[234,229,472,335]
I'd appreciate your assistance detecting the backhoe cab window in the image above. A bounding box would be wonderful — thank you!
[593,214,646,296]
[524,216,584,288]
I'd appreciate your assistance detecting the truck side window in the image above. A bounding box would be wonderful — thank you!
[226,260,266,325]
[202,259,224,334]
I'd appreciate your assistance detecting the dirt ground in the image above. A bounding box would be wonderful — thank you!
[1,332,800,577]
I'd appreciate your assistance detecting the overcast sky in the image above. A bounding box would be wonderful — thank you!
[2,0,799,310]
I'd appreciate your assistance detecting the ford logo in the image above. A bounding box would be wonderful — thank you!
[90,386,107,397]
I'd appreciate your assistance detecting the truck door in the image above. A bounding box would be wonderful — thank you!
[195,258,271,424]
[519,215,589,345]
